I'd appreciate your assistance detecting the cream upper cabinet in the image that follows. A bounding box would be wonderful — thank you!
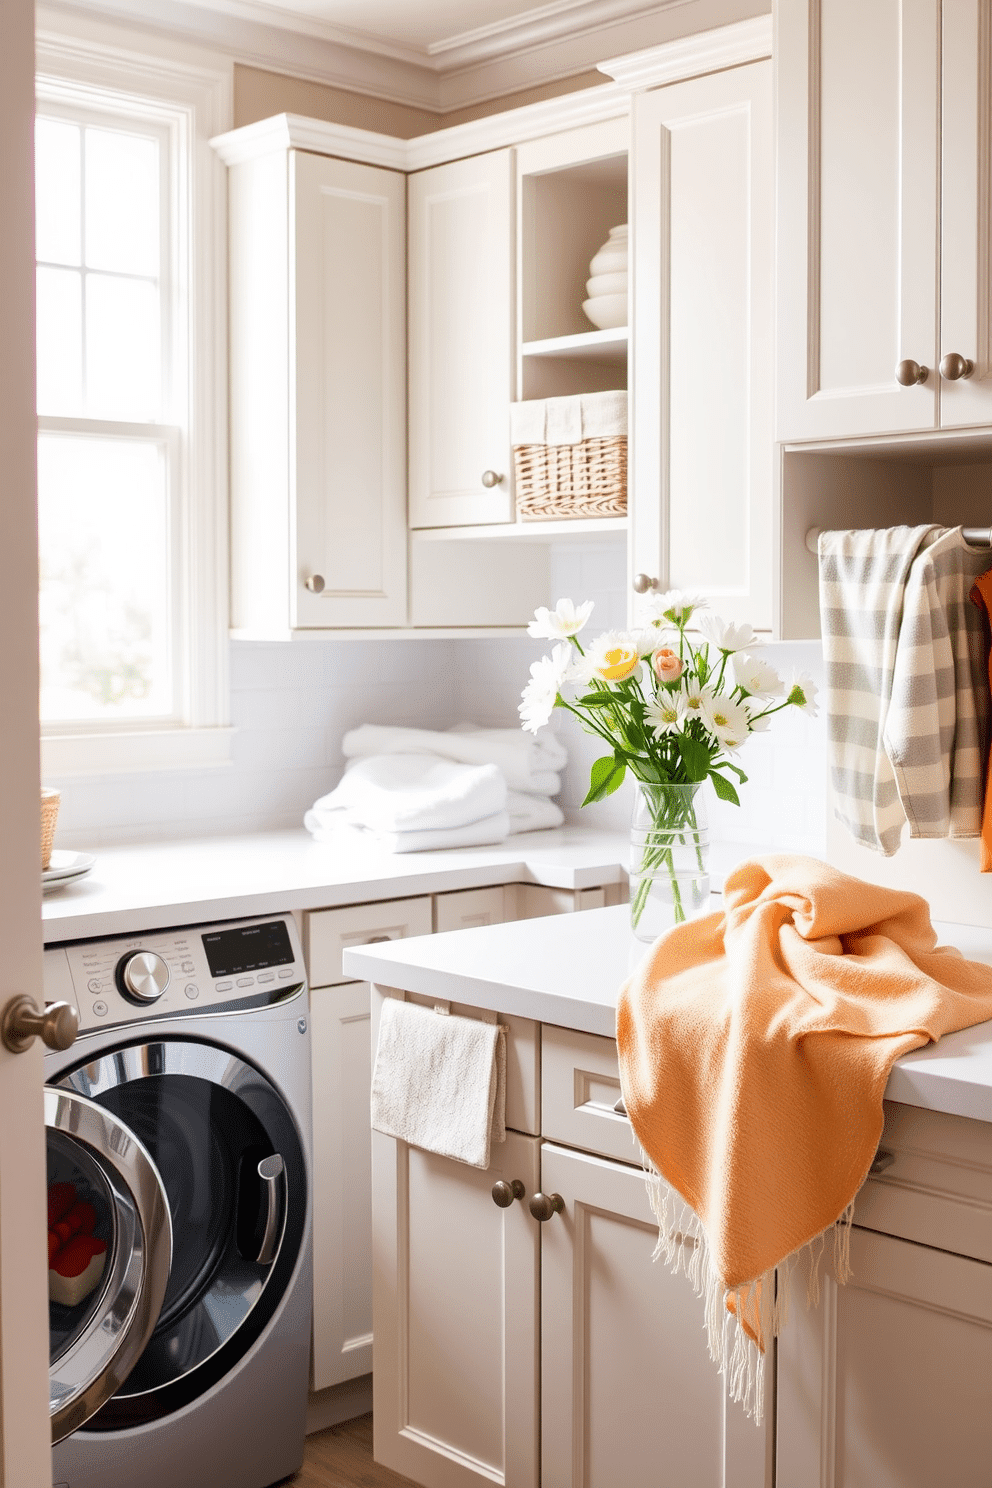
[408,150,515,529]
[224,143,407,636]
[777,0,992,442]
[630,60,774,630]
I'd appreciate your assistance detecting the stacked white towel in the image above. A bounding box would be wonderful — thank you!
[304,723,566,853]
[819,525,990,855]
[370,998,506,1169]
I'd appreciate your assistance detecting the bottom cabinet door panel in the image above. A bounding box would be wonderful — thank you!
[373,1126,540,1488]
[777,1226,992,1488]
[540,1143,769,1488]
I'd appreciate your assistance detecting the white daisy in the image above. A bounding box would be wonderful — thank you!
[519,643,572,734]
[644,691,685,735]
[640,588,708,628]
[786,671,820,717]
[731,652,785,698]
[695,614,758,654]
[680,680,714,718]
[527,598,594,641]
[699,693,752,751]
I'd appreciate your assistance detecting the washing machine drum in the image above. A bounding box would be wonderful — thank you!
[47,1039,307,1439]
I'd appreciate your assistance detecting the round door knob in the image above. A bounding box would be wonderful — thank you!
[939,352,975,381]
[480,470,504,488]
[528,1191,565,1222]
[632,573,659,594]
[305,574,325,593]
[491,1179,525,1208]
[117,951,171,1004]
[1,995,79,1054]
[895,359,929,386]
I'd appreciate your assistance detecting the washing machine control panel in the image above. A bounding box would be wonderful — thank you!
[44,914,306,1034]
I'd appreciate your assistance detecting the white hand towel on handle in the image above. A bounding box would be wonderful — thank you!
[370,998,506,1169]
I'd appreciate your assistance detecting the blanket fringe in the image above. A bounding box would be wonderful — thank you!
[642,1165,855,1427]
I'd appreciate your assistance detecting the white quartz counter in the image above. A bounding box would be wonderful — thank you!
[344,904,992,1125]
[41,826,629,944]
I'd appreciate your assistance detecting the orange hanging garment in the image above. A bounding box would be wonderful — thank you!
[968,567,992,871]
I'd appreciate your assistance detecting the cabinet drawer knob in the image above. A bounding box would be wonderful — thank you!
[304,573,325,593]
[632,573,658,594]
[939,352,975,381]
[491,1179,525,1208]
[480,470,504,488]
[895,359,929,387]
[869,1147,895,1176]
[528,1191,564,1222]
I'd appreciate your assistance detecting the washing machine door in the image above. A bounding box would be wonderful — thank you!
[47,1088,173,1444]
[54,1038,308,1430]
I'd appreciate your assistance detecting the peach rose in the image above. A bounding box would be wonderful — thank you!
[652,647,683,684]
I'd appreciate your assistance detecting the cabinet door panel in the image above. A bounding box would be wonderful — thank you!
[409,151,514,529]
[776,0,939,439]
[293,151,407,627]
[939,0,992,427]
[777,1226,992,1488]
[540,1142,769,1488]
[373,1125,540,1488]
[632,61,773,629]
[311,980,373,1389]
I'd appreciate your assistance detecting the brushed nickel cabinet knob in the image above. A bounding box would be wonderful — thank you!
[305,574,325,593]
[481,470,504,488]
[491,1179,525,1208]
[528,1191,565,1222]
[1,995,79,1054]
[939,352,975,381]
[632,573,658,594]
[895,359,929,386]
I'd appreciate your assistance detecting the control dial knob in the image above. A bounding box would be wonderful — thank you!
[117,950,171,1004]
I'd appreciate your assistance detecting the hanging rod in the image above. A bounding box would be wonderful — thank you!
[805,526,992,554]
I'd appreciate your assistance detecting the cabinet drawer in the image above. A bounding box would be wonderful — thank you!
[434,885,507,934]
[305,896,432,988]
[854,1101,992,1264]
[542,1025,640,1167]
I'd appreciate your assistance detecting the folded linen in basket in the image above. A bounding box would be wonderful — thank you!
[371,997,506,1169]
[509,390,627,447]
[305,753,507,833]
[342,724,565,795]
[305,811,511,854]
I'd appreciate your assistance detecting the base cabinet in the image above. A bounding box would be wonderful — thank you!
[777,1227,992,1488]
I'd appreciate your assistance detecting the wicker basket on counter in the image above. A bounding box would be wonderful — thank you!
[510,391,627,523]
[41,787,60,871]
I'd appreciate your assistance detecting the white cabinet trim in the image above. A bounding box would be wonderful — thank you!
[599,13,773,90]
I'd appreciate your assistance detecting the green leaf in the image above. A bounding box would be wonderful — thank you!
[722,761,749,783]
[582,754,627,805]
[576,691,617,708]
[709,770,741,807]
[676,733,711,782]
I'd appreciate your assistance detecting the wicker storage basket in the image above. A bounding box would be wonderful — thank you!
[41,787,60,870]
[510,390,627,522]
[513,435,627,521]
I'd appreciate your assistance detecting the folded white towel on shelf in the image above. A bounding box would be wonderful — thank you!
[306,753,507,833]
[342,723,565,795]
[507,791,564,834]
[305,811,511,855]
[370,998,506,1169]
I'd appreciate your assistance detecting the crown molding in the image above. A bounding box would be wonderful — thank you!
[598,11,771,88]
[211,110,409,167]
[424,0,687,68]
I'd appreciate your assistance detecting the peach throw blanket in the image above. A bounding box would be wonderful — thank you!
[617,855,992,1420]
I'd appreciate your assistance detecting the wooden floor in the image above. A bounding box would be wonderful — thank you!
[283,1415,419,1488]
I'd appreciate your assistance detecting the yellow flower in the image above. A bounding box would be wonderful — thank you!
[598,646,639,681]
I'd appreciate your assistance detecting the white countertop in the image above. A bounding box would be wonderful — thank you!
[41,826,629,944]
[344,904,992,1125]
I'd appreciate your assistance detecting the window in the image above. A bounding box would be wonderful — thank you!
[35,29,232,774]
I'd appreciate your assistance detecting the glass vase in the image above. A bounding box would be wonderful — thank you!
[629,782,710,942]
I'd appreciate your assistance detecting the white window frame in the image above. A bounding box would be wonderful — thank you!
[35,18,233,776]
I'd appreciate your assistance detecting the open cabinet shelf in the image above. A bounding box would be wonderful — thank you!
[522,327,628,360]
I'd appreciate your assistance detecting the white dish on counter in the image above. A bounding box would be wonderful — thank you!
[43,850,95,892]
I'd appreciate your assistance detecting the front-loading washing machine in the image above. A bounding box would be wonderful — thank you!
[42,911,313,1488]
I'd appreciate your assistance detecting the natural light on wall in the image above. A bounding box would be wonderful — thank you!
[35,111,178,726]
